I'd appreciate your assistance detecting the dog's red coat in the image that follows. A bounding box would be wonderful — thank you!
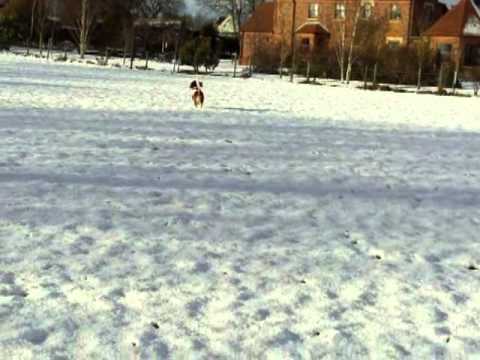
[192,89,204,108]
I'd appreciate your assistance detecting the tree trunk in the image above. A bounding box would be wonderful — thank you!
[416,65,422,91]
[28,0,38,56]
[437,62,445,94]
[346,7,361,84]
[338,24,346,82]
[279,42,285,79]
[340,54,345,82]
[172,30,180,73]
[38,19,45,57]
[306,60,311,82]
[452,62,459,94]
[363,64,369,89]
[130,27,136,70]
[289,0,297,83]
[233,53,238,78]
[39,32,44,57]
[123,40,127,66]
[79,0,88,59]
[47,37,53,60]
[345,63,351,84]
[373,62,378,87]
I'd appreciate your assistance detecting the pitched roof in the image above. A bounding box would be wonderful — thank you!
[296,21,330,35]
[424,0,480,37]
[240,2,275,33]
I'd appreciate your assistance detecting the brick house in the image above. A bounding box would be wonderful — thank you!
[424,0,480,68]
[240,0,447,65]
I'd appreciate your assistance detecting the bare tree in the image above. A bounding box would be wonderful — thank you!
[130,0,183,68]
[25,0,49,56]
[451,46,463,94]
[289,0,297,82]
[332,3,347,82]
[357,14,388,87]
[36,0,49,56]
[27,0,38,55]
[414,36,433,91]
[345,0,362,83]
[134,0,183,18]
[102,0,137,64]
[64,0,107,58]
[277,1,292,78]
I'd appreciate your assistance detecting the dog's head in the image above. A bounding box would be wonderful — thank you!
[190,80,203,90]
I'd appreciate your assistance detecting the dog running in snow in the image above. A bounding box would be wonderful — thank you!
[190,80,205,109]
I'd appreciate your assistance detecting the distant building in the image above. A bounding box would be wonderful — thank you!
[424,0,480,68]
[216,16,237,38]
[240,0,447,65]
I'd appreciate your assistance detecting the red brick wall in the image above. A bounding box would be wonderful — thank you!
[275,0,413,45]
[240,32,281,65]
[241,0,446,65]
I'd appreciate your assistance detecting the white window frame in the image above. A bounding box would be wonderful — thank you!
[308,3,320,18]
[335,3,346,19]
[390,4,402,21]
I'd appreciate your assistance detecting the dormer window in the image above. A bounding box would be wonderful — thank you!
[308,3,320,18]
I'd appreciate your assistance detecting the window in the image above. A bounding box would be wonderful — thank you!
[424,3,434,24]
[335,3,346,19]
[308,3,320,18]
[386,37,403,48]
[361,3,373,19]
[437,43,452,61]
[387,40,401,49]
[390,4,401,20]
[464,45,480,66]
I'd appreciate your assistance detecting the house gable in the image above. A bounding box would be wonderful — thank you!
[217,16,236,35]
[424,0,480,37]
[464,14,480,35]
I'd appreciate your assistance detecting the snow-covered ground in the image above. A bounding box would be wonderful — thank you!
[0,52,480,359]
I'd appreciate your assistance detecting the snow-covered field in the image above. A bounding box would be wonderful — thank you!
[1,52,480,359]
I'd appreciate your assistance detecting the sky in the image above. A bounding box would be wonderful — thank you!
[184,0,202,16]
